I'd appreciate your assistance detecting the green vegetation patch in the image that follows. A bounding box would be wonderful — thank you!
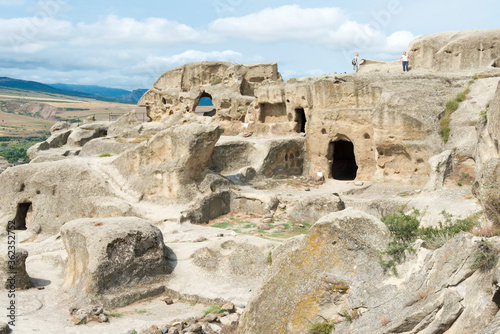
[202,303,226,317]
[380,208,477,275]
[439,81,473,143]
[309,320,335,334]
[0,135,48,162]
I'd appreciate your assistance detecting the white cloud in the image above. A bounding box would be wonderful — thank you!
[134,50,243,73]
[210,5,348,43]
[384,30,418,52]
[74,15,215,46]
[0,15,214,54]
[0,17,73,52]
[209,4,414,55]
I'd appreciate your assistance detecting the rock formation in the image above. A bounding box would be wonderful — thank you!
[0,159,133,234]
[240,209,500,334]
[409,28,500,72]
[61,217,174,306]
[0,248,33,290]
[0,156,11,174]
[138,62,281,122]
[111,123,224,202]
[139,62,486,185]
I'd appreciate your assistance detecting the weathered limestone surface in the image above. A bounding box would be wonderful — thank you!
[288,193,345,224]
[138,62,281,122]
[210,136,306,179]
[474,81,500,225]
[239,209,500,334]
[27,122,110,160]
[0,248,33,290]
[424,150,453,191]
[473,158,500,226]
[79,137,137,157]
[0,156,10,175]
[141,59,483,185]
[61,217,174,306]
[409,28,500,72]
[107,110,142,137]
[0,159,133,234]
[239,208,390,334]
[112,123,223,202]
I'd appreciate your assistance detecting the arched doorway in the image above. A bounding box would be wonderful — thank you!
[328,140,358,180]
[194,92,216,116]
[294,108,306,133]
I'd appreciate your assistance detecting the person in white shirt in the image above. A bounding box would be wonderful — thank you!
[353,53,359,73]
[400,51,409,72]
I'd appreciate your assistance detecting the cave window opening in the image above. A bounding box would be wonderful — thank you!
[13,202,31,230]
[194,92,216,117]
[493,288,500,308]
[328,140,358,180]
[294,108,306,133]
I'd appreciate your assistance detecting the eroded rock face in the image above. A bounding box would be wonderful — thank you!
[107,110,142,137]
[61,217,174,305]
[112,123,223,202]
[288,193,345,224]
[0,156,11,175]
[79,137,137,157]
[0,248,32,290]
[27,122,109,160]
[473,158,500,225]
[409,28,500,72]
[239,208,390,334]
[191,240,271,277]
[474,81,500,225]
[240,216,500,334]
[0,159,133,234]
[141,59,483,185]
[138,62,281,122]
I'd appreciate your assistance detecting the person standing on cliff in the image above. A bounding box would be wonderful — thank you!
[353,53,359,73]
[400,51,409,72]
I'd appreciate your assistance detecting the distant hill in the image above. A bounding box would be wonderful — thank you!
[0,77,83,95]
[0,77,147,104]
[49,83,147,103]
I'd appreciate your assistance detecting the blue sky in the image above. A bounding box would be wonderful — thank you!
[0,0,497,90]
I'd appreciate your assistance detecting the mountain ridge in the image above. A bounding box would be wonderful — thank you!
[0,77,147,104]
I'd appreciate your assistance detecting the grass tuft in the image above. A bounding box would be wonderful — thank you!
[309,320,335,334]
[471,239,498,271]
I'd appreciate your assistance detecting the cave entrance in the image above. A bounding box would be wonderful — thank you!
[13,202,31,230]
[294,108,306,133]
[328,140,358,180]
[194,92,215,117]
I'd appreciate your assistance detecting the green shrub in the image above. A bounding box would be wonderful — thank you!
[471,240,498,271]
[380,209,476,274]
[310,321,335,334]
[98,152,113,157]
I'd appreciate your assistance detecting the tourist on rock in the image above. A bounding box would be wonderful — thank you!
[400,51,410,72]
[352,53,359,73]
